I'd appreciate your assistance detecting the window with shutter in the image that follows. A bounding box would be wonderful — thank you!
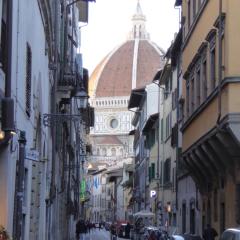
[164,158,171,184]
[151,163,155,179]
[149,166,151,182]
[236,184,240,224]
[26,43,32,117]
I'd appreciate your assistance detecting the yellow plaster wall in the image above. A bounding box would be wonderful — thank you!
[225,0,240,77]
[182,0,218,72]
[182,99,218,151]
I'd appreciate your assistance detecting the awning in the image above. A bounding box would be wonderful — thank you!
[142,113,159,134]
[128,87,145,109]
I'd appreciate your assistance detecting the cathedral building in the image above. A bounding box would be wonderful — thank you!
[89,2,165,166]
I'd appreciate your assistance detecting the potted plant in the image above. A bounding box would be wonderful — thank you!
[0,226,11,240]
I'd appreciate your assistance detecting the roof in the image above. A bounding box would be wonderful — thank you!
[175,0,182,6]
[89,40,165,98]
[128,87,145,109]
[142,113,159,133]
[159,63,172,85]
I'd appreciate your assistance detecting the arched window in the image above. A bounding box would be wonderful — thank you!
[182,201,186,234]
[111,148,116,156]
[190,199,196,234]
[102,148,107,156]
[120,149,123,156]
[97,148,100,156]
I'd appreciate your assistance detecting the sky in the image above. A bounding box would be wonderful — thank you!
[81,0,181,75]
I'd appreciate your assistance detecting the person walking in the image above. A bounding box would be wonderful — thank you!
[203,224,218,240]
[125,222,131,239]
[110,223,117,240]
[76,219,87,240]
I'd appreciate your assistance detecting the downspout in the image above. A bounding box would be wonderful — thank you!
[176,57,180,213]
[1,0,14,143]
[5,0,13,98]
[216,0,223,125]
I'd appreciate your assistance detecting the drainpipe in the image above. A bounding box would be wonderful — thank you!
[1,0,14,142]
[217,0,223,125]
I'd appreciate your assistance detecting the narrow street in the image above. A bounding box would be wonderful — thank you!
[81,228,126,240]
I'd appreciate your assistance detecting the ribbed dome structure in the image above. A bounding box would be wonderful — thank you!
[89,2,165,98]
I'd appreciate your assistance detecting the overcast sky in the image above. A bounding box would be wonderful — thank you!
[81,0,181,75]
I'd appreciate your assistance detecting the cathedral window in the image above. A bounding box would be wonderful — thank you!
[110,118,118,129]
[111,148,116,156]
[102,148,107,156]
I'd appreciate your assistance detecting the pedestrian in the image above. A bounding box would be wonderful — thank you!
[76,219,87,240]
[86,220,90,233]
[203,224,218,240]
[125,222,131,239]
[148,230,157,240]
[110,223,117,240]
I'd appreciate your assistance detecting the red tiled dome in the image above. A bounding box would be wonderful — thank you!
[89,39,165,98]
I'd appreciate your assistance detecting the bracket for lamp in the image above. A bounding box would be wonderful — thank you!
[43,113,82,127]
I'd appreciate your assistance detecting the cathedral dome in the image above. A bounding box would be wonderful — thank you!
[89,2,165,98]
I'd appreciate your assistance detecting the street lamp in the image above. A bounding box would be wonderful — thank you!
[73,87,89,110]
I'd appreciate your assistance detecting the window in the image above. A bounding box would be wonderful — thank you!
[206,30,217,91]
[111,148,116,156]
[151,163,155,179]
[172,88,177,110]
[102,148,107,156]
[193,0,196,18]
[188,0,191,29]
[182,202,187,233]
[190,200,196,234]
[210,46,216,90]
[191,75,195,113]
[26,43,32,117]
[236,184,240,225]
[186,81,190,117]
[164,158,171,184]
[172,167,176,192]
[202,59,208,99]
[196,67,201,107]
[110,118,118,129]
[198,0,201,9]
[146,129,155,149]
[214,189,218,222]
[165,113,172,139]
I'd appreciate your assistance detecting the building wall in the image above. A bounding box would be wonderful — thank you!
[177,176,201,235]
[0,0,51,238]
[181,0,240,235]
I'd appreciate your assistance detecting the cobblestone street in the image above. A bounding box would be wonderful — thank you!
[79,228,126,240]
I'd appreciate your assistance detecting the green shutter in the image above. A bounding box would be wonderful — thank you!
[151,163,155,179]
[149,166,152,182]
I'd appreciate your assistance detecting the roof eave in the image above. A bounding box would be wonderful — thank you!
[128,87,146,109]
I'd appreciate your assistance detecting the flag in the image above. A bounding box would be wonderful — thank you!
[94,177,98,189]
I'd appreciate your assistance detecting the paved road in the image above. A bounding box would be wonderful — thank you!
[79,228,126,240]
